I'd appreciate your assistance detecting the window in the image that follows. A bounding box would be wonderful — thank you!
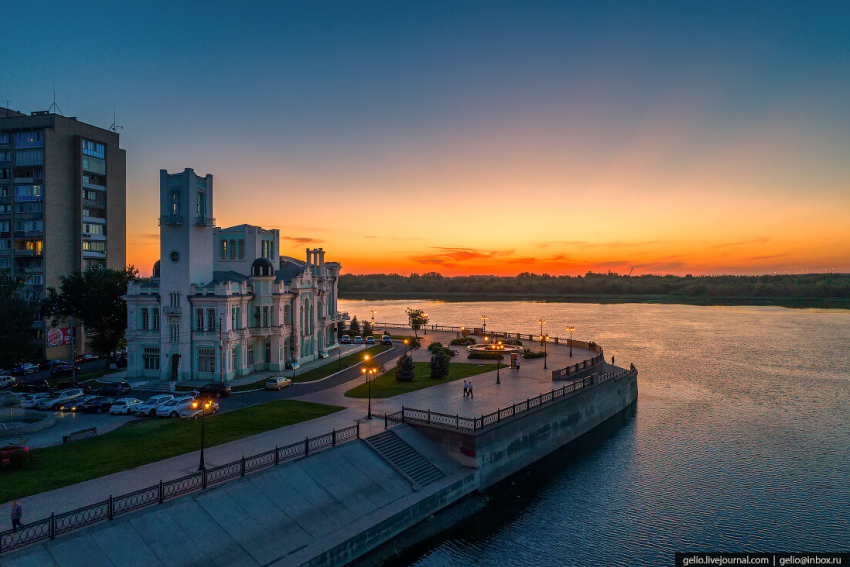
[0,258,9,269]
[142,308,150,330]
[0,168,9,179]
[195,309,204,331]
[81,156,106,175]
[220,240,227,260]
[143,346,160,370]
[152,308,160,331]
[198,348,216,373]
[14,203,41,213]
[15,220,43,232]
[206,308,216,331]
[83,189,97,201]
[83,241,106,252]
[254,305,261,327]
[0,240,10,250]
[0,187,8,197]
[231,306,237,329]
[238,239,245,259]
[15,149,43,166]
[247,343,254,366]
[14,185,42,202]
[0,222,8,233]
[231,347,237,370]
[24,275,43,285]
[262,306,269,327]
[262,240,274,259]
[0,151,9,161]
[229,239,236,260]
[14,131,42,149]
[81,139,105,159]
[170,292,180,308]
[170,250,179,263]
[23,240,43,254]
[170,322,179,343]
[83,223,104,235]
[196,192,205,216]
[0,133,8,144]
[284,304,291,324]
[170,190,180,215]
[265,341,271,364]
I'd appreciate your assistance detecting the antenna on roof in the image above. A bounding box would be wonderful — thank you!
[48,80,64,116]
[109,103,123,133]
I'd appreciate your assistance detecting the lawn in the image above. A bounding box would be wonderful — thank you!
[345,362,498,398]
[290,345,386,383]
[0,399,341,503]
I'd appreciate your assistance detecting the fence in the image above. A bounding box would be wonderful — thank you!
[0,423,361,555]
[385,367,635,433]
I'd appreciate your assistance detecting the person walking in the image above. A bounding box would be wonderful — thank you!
[468,382,473,399]
[10,500,23,531]
[463,380,468,398]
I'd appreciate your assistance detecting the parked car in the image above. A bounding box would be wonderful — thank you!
[265,376,292,391]
[98,382,132,396]
[11,379,51,394]
[156,396,196,418]
[77,354,99,363]
[10,363,38,376]
[58,394,99,412]
[179,400,219,419]
[340,335,351,344]
[381,335,393,346]
[134,395,174,417]
[0,375,16,389]
[0,444,29,465]
[20,393,52,409]
[109,398,143,415]
[354,336,363,344]
[365,336,376,345]
[51,364,83,378]
[81,397,115,414]
[55,381,92,393]
[37,389,85,410]
[198,382,232,398]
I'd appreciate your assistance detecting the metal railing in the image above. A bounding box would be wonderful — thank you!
[0,423,360,555]
[385,367,636,433]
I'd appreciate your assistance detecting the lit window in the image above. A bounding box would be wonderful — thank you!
[14,131,42,149]
[81,139,105,159]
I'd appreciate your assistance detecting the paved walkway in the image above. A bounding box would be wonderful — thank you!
[1,331,608,531]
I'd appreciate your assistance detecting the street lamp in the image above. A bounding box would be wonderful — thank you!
[541,334,549,369]
[567,326,575,358]
[194,399,213,471]
[538,319,546,345]
[423,312,429,335]
[362,354,375,419]
[480,315,488,335]
[370,309,377,334]
[496,341,502,384]
[403,339,409,354]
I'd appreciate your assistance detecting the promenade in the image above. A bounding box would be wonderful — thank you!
[1,330,607,531]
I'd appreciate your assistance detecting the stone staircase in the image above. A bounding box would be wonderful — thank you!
[364,429,445,488]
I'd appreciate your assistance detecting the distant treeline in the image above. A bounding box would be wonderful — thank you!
[338,272,850,306]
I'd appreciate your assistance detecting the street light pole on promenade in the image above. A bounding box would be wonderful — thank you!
[542,334,548,369]
[567,326,575,358]
[195,399,212,471]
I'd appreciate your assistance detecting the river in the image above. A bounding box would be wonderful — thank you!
[339,299,850,566]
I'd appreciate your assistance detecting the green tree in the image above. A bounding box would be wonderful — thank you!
[363,321,373,336]
[394,353,415,382]
[337,319,348,338]
[349,316,361,336]
[406,308,429,337]
[0,277,39,367]
[45,266,139,355]
[429,348,450,379]
[427,341,444,354]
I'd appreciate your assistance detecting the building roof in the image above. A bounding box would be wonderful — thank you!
[199,271,251,287]
[276,260,305,284]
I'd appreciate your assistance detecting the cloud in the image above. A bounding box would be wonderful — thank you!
[411,246,514,266]
[280,236,325,244]
[539,240,663,249]
[364,235,425,241]
[138,233,159,240]
[712,237,769,248]
[747,253,786,261]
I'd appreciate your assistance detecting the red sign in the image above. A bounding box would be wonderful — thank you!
[47,327,73,348]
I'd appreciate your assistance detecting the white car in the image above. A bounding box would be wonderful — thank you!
[37,389,85,410]
[109,398,143,415]
[179,400,219,419]
[0,375,15,389]
[20,393,52,408]
[134,395,174,417]
[155,396,196,418]
[265,377,292,390]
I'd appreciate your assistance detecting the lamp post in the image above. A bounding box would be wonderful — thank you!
[538,319,546,346]
[542,334,548,369]
[362,354,374,419]
[194,399,212,471]
[423,312,429,335]
[496,341,502,384]
[567,326,575,358]
[403,339,409,354]
[480,315,488,335]
[370,310,377,334]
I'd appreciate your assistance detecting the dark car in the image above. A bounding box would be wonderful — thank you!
[198,382,232,398]
[381,335,393,346]
[10,379,51,394]
[76,354,99,364]
[98,382,132,396]
[81,397,115,414]
[55,381,92,393]
[10,363,38,376]
[51,364,83,377]
[0,444,30,466]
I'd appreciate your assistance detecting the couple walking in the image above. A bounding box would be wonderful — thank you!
[463,380,474,399]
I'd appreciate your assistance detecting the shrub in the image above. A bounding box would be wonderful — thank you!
[442,347,457,358]
[523,350,547,359]
[7,450,30,468]
[394,354,415,382]
[429,349,450,379]
[450,337,476,346]
[427,342,444,354]
[468,351,504,360]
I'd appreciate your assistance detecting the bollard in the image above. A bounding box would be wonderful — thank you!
[159,480,164,503]
[241,456,246,476]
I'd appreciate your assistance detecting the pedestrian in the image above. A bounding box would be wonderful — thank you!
[10,500,23,531]
[463,380,468,398]
[516,360,520,372]
[468,382,473,399]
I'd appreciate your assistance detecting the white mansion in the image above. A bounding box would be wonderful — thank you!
[124,168,344,382]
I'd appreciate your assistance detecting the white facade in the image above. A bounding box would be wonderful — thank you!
[124,168,343,382]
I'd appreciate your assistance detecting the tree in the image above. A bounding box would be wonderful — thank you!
[363,321,373,337]
[394,353,415,382]
[429,348,450,379]
[406,308,429,337]
[337,319,348,338]
[45,266,139,355]
[349,316,361,336]
[0,277,39,367]
[404,336,422,352]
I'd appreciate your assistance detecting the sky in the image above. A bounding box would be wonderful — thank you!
[4,1,850,277]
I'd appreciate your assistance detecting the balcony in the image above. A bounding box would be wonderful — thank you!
[159,214,183,226]
[83,250,106,259]
[162,306,182,315]
[14,249,42,257]
[82,216,106,224]
[196,216,216,227]
[13,230,43,238]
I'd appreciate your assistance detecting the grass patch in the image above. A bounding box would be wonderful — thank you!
[345,362,498,398]
[290,345,385,383]
[0,399,341,503]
